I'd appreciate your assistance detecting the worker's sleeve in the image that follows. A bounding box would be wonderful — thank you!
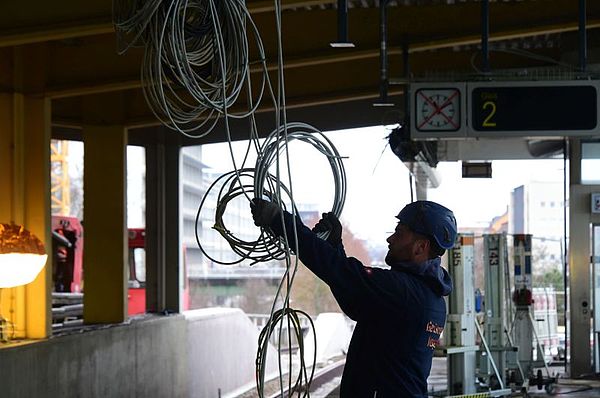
[270,211,407,322]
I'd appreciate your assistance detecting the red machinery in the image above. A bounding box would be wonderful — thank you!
[52,216,189,316]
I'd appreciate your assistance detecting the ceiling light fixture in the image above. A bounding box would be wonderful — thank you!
[0,223,47,288]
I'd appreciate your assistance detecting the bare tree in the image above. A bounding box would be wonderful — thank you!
[291,215,372,316]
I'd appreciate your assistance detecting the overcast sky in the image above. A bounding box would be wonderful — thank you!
[200,126,566,243]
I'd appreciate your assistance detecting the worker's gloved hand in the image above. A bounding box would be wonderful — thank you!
[312,212,342,245]
[250,198,281,228]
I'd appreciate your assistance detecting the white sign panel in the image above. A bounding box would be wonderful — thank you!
[410,80,600,140]
[410,82,467,139]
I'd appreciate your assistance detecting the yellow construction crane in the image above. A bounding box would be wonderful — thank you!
[50,140,71,216]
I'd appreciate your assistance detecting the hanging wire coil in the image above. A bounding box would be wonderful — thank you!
[255,307,317,398]
[254,122,347,238]
[116,2,348,396]
[196,123,347,265]
[113,0,268,137]
[194,168,293,266]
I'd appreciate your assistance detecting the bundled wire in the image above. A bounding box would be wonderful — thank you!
[112,0,162,53]
[254,122,347,240]
[116,1,349,396]
[196,123,347,266]
[194,168,293,265]
[113,0,268,137]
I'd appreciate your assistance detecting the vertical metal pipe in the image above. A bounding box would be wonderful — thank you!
[331,0,354,47]
[562,137,569,372]
[337,0,348,43]
[403,41,411,128]
[481,0,490,73]
[579,0,587,72]
[379,0,389,103]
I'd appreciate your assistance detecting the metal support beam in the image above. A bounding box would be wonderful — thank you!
[143,128,183,313]
[483,234,509,379]
[165,134,183,312]
[579,0,588,72]
[481,0,490,73]
[403,42,410,127]
[374,0,393,107]
[447,234,477,395]
[569,138,600,376]
[330,0,354,48]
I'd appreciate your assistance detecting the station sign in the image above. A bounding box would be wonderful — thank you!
[410,80,600,139]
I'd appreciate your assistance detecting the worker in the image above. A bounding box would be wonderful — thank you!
[250,199,456,397]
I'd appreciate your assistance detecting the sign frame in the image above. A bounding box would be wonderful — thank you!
[467,80,600,138]
[410,82,467,139]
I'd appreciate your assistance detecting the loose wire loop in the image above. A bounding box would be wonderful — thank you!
[115,1,348,396]
[194,168,293,265]
[196,123,348,265]
[113,0,269,137]
[254,122,348,241]
[255,308,317,398]
[252,122,347,396]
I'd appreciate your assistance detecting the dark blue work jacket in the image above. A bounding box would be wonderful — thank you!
[271,212,452,398]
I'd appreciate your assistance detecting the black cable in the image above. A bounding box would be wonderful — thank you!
[555,385,594,395]
[255,307,316,397]
[194,168,290,265]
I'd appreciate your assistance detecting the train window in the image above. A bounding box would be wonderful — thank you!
[130,247,146,284]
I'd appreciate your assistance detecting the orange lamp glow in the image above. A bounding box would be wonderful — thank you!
[0,223,47,288]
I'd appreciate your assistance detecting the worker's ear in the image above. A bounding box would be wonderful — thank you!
[413,238,430,258]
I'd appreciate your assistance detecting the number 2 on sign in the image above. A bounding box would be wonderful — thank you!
[482,101,497,127]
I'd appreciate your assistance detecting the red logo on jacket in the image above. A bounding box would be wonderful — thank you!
[425,321,444,349]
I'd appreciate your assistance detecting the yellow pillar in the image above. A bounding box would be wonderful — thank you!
[0,92,51,339]
[82,125,128,323]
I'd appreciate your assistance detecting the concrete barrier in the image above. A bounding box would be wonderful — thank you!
[0,314,188,398]
[0,308,278,398]
[185,307,278,398]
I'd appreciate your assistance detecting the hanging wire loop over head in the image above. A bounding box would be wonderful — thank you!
[253,122,347,241]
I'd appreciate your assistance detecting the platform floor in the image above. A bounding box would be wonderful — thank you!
[321,359,600,397]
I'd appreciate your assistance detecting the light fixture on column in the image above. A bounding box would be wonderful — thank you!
[0,223,47,288]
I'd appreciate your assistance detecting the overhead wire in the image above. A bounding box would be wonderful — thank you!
[469,46,574,75]
[114,0,348,395]
[114,0,269,137]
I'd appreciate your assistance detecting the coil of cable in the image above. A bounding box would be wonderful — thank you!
[254,122,347,241]
[113,0,269,137]
[113,0,162,53]
[194,168,295,266]
[255,307,316,398]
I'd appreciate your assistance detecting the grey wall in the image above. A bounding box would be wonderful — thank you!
[186,308,277,398]
[0,309,276,398]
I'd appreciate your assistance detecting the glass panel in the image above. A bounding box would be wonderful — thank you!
[127,146,146,315]
[582,141,600,184]
[127,146,146,228]
[133,248,146,283]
